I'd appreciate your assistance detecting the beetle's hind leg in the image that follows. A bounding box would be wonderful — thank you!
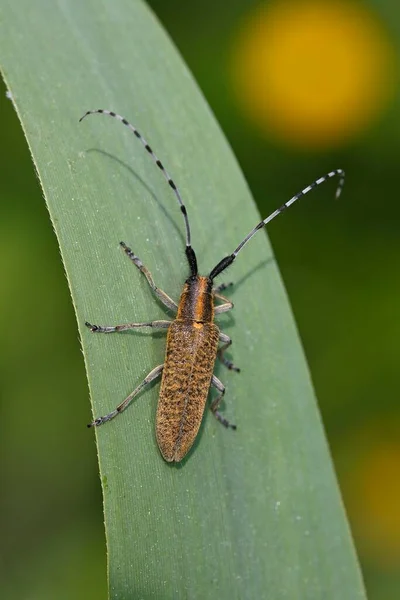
[120,241,178,312]
[88,364,164,427]
[210,374,236,430]
[218,332,240,372]
[85,320,171,333]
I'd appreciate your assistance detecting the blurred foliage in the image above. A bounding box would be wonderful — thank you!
[0,0,399,598]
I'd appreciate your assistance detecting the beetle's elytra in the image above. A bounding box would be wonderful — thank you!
[80,108,344,462]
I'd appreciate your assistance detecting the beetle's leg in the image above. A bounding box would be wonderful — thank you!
[210,374,236,430]
[218,332,240,372]
[88,364,164,427]
[214,292,234,315]
[85,320,171,333]
[213,282,233,294]
[120,241,178,312]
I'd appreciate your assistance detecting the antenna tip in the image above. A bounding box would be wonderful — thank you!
[335,169,345,199]
[79,111,91,123]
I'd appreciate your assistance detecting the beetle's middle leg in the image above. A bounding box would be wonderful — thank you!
[120,241,178,312]
[85,320,171,333]
[210,374,236,430]
[218,332,240,372]
[88,363,164,427]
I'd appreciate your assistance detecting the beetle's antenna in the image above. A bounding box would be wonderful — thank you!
[80,109,198,276]
[209,169,345,280]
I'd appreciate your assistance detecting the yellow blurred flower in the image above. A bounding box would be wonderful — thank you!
[340,421,400,569]
[232,0,395,149]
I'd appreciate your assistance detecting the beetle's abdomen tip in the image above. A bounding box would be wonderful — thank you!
[163,454,176,463]
[159,446,185,463]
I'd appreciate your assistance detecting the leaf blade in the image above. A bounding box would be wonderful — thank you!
[0,1,366,598]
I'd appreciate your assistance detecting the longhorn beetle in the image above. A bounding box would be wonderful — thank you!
[80,108,344,462]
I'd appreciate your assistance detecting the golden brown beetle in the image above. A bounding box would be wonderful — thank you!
[81,109,344,462]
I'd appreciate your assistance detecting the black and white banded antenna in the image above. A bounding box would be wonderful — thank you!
[209,169,345,280]
[79,109,198,277]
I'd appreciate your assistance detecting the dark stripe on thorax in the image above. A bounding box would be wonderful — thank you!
[177,276,213,322]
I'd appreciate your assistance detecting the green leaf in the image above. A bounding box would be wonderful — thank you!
[0,0,366,598]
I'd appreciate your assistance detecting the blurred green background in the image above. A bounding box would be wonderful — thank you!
[1,0,399,598]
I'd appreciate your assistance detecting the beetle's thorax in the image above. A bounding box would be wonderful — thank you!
[176,275,214,323]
